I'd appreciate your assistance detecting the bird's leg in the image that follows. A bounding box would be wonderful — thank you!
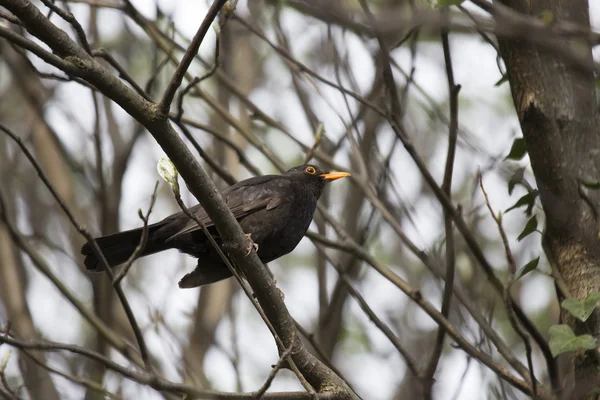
[244,233,259,256]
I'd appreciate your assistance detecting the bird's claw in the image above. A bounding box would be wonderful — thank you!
[244,233,259,256]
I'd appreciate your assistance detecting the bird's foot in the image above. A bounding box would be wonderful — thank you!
[244,233,259,256]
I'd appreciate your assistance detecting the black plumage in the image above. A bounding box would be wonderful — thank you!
[81,164,350,288]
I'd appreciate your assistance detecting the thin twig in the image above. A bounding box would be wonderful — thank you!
[64,0,124,9]
[0,333,331,399]
[0,26,79,74]
[255,335,296,399]
[113,181,159,284]
[175,76,201,121]
[314,243,420,377]
[422,11,462,394]
[232,13,388,120]
[303,229,547,398]
[458,5,499,52]
[0,189,145,368]
[40,0,92,53]
[158,0,228,115]
[145,28,177,95]
[175,31,221,121]
[450,356,473,400]
[229,299,243,392]
[91,90,109,232]
[0,385,19,400]
[21,349,123,400]
[175,121,238,184]
[353,1,558,389]
[304,124,325,164]
[0,122,153,371]
[479,175,539,398]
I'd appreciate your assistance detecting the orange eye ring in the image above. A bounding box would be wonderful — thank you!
[305,166,316,175]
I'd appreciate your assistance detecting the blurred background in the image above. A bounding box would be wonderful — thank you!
[1,0,599,399]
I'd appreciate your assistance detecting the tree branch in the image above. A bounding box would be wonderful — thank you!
[158,0,227,115]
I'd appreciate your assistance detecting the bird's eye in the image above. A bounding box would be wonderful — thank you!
[305,166,316,175]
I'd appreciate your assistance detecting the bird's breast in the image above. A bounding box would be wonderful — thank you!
[241,193,317,262]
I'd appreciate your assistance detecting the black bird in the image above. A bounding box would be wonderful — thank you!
[81,164,350,288]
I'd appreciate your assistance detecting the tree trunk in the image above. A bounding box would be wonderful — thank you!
[496,0,600,392]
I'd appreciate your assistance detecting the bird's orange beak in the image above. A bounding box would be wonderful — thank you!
[320,171,351,181]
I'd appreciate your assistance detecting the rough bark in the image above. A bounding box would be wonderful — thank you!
[496,0,600,390]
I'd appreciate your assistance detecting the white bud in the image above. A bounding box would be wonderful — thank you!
[157,158,180,195]
[1,349,12,371]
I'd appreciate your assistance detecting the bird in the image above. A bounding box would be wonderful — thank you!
[81,164,350,288]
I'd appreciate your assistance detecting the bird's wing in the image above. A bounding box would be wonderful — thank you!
[166,177,288,240]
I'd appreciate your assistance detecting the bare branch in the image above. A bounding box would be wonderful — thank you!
[255,338,296,399]
[113,181,159,284]
[39,0,92,53]
[0,122,152,370]
[158,0,228,115]
[479,176,541,396]
[0,333,335,400]
[422,11,462,395]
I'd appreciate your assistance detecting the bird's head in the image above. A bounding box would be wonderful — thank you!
[284,164,350,197]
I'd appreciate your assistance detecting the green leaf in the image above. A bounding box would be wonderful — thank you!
[507,168,526,195]
[581,180,600,190]
[514,257,540,280]
[504,138,527,161]
[505,190,539,215]
[517,215,538,241]
[561,292,600,322]
[494,74,508,87]
[437,0,465,6]
[549,324,597,357]
[508,180,517,195]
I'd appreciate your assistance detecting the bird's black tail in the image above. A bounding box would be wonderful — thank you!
[81,223,171,271]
